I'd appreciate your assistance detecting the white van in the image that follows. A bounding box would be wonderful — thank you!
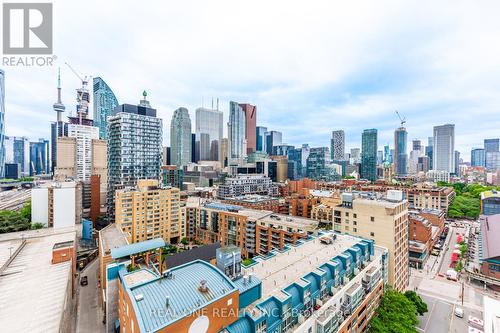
[455,307,464,318]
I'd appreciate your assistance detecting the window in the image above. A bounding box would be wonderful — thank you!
[353,221,357,225]
[370,232,375,237]
[346,212,349,217]
[354,213,357,218]
[370,216,375,222]
[353,228,357,232]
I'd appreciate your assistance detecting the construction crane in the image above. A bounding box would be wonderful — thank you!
[65,62,90,124]
[395,110,406,127]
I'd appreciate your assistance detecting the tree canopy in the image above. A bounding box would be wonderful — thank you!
[404,291,428,316]
[369,289,419,333]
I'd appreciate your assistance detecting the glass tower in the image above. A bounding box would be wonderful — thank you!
[107,94,162,222]
[228,101,246,159]
[484,138,499,153]
[0,70,5,178]
[170,107,192,167]
[394,127,408,176]
[93,77,119,140]
[256,126,267,152]
[361,129,378,181]
[471,148,485,167]
[265,130,282,155]
[29,139,50,175]
[433,124,455,172]
[195,107,223,161]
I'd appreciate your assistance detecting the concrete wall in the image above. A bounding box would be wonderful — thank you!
[31,187,48,226]
[53,187,76,229]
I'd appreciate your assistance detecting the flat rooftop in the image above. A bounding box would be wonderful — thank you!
[99,223,128,253]
[0,227,76,333]
[224,194,280,203]
[122,260,237,332]
[243,233,360,301]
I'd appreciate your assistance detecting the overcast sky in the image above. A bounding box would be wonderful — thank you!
[3,0,500,161]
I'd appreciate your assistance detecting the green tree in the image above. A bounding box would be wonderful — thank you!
[180,237,189,246]
[0,210,31,234]
[369,289,419,333]
[404,291,428,316]
[455,261,463,272]
[19,200,32,222]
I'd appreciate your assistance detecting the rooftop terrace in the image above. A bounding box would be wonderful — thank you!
[243,233,359,301]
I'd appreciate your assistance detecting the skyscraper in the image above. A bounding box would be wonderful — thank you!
[484,138,500,153]
[170,107,192,167]
[471,148,485,167]
[394,127,408,176]
[0,70,5,178]
[30,139,50,175]
[433,124,455,173]
[361,129,377,181]
[306,147,330,180]
[265,130,282,155]
[195,107,223,161]
[107,92,162,222]
[454,151,460,176]
[93,77,119,140]
[240,103,257,154]
[256,126,267,152]
[425,136,433,170]
[4,136,30,177]
[51,68,67,174]
[228,101,246,160]
[350,148,361,164]
[330,130,345,160]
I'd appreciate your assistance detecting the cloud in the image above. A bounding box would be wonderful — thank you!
[3,0,500,162]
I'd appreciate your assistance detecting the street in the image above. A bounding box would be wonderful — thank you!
[76,258,105,333]
[410,220,487,333]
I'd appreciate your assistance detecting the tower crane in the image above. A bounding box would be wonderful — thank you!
[65,62,90,124]
[395,110,406,127]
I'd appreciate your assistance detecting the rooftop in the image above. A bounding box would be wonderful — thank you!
[164,242,220,269]
[0,227,76,333]
[111,238,165,260]
[243,232,359,301]
[224,194,280,203]
[99,224,128,254]
[121,260,237,332]
[481,190,500,200]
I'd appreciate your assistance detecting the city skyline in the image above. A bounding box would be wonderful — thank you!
[2,1,500,161]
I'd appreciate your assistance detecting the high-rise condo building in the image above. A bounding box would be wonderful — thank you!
[306,147,330,180]
[170,107,192,167]
[454,150,460,176]
[228,101,246,159]
[486,152,500,171]
[240,103,257,154]
[433,124,455,173]
[93,77,119,140]
[265,130,282,156]
[333,191,409,291]
[331,130,345,160]
[220,138,228,166]
[29,139,50,175]
[361,129,378,181]
[115,179,183,244]
[484,138,500,153]
[350,147,361,164]
[394,127,408,176]
[4,136,30,177]
[107,92,162,222]
[256,126,267,152]
[425,136,433,170]
[0,69,4,178]
[471,148,485,167]
[195,107,223,161]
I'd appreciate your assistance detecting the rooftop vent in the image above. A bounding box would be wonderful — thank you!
[199,280,209,293]
[134,294,144,302]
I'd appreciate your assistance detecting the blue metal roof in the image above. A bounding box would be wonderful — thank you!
[233,275,261,294]
[111,238,166,259]
[283,284,302,309]
[122,260,237,332]
[227,316,253,333]
[258,297,281,326]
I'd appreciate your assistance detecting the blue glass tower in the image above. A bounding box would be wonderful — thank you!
[93,77,119,140]
[471,148,485,167]
[394,127,407,176]
[361,129,377,181]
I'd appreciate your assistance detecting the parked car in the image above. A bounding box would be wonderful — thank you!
[454,307,464,318]
[80,276,88,286]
